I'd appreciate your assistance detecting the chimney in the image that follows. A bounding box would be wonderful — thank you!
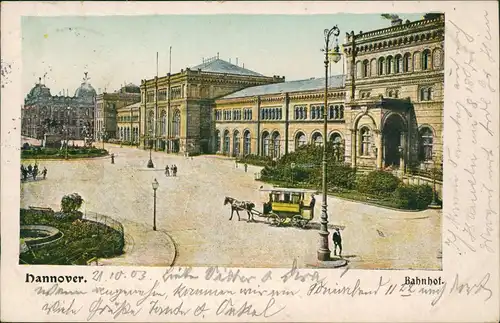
[391,18,402,26]
[229,58,231,63]
[236,57,239,66]
[243,63,245,68]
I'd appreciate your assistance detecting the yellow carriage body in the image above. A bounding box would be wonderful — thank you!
[260,187,317,223]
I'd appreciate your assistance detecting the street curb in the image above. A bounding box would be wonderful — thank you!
[157,229,178,266]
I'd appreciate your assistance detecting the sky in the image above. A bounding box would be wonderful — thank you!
[22,13,425,96]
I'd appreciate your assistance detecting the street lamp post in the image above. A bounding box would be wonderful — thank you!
[101,127,105,150]
[65,107,71,159]
[430,153,439,207]
[152,178,159,231]
[318,25,341,262]
[147,129,154,168]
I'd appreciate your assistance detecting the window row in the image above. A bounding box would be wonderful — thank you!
[295,105,344,120]
[357,48,441,79]
[145,109,181,137]
[261,107,282,121]
[117,115,139,122]
[117,127,139,142]
[215,108,254,121]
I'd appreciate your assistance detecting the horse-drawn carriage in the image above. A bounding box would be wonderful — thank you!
[257,187,317,228]
[223,187,317,228]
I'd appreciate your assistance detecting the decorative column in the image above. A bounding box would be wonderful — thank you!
[400,131,407,173]
[375,129,383,169]
[350,128,357,167]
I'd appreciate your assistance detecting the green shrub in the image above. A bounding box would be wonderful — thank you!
[414,184,433,209]
[393,184,433,210]
[327,164,357,190]
[357,170,400,196]
[61,193,84,213]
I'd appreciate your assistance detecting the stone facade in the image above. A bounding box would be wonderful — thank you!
[139,56,285,154]
[21,73,96,141]
[116,102,140,144]
[214,14,445,171]
[94,84,141,141]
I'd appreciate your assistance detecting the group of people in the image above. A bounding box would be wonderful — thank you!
[165,164,178,177]
[20,163,47,181]
[235,160,249,172]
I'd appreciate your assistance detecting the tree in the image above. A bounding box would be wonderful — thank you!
[61,193,84,213]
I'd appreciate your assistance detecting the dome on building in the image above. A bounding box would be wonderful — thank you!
[28,79,52,98]
[74,72,97,98]
[120,83,140,94]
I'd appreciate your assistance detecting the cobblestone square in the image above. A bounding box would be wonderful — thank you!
[21,144,442,269]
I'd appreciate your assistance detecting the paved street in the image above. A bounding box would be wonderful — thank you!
[21,144,442,269]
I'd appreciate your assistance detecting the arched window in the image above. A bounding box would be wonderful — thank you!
[329,105,335,119]
[262,132,270,157]
[303,107,307,120]
[172,109,181,137]
[295,132,307,150]
[394,90,400,98]
[388,90,393,98]
[312,132,323,146]
[360,127,372,156]
[339,105,344,119]
[272,132,281,159]
[378,58,385,75]
[311,107,316,120]
[147,111,154,135]
[215,130,221,152]
[233,131,241,157]
[330,132,343,162]
[362,60,369,77]
[386,56,393,74]
[403,53,411,72]
[223,130,230,155]
[419,127,434,161]
[395,55,402,73]
[244,131,251,155]
[161,110,167,136]
[422,49,431,70]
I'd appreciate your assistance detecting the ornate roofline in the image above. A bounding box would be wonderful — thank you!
[346,15,444,43]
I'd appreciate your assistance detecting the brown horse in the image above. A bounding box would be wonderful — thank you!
[223,197,256,222]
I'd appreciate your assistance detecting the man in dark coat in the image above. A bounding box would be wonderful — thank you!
[332,228,342,257]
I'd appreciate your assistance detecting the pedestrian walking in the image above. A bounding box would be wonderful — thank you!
[332,228,342,257]
[111,153,115,164]
[32,167,38,181]
[244,163,248,172]
[165,165,170,177]
[173,164,177,177]
[42,167,47,180]
[27,164,33,174]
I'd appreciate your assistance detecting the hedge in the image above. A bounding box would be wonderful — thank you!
[356,170,401,196]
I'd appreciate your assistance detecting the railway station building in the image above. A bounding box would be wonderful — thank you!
[139,13,444,171]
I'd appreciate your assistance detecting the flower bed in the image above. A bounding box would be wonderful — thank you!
[19,208,124,265]
[21,147,108,160]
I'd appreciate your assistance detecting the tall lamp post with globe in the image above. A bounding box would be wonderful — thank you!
[317,25,342,262]
[152,178,159,231]
[147,128,154,168]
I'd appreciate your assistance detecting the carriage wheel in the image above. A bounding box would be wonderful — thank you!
[268,212,280,226]
[291,215,302,227]
[299,219,309,229]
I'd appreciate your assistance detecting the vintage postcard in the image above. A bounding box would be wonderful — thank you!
[1,1,499,322]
